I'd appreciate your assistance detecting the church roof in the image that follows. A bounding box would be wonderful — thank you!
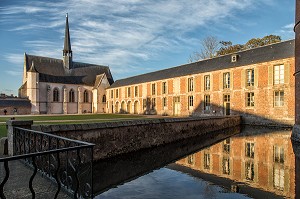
[24,54,114,86]
[0,98,31,107]
[109,39,295,89]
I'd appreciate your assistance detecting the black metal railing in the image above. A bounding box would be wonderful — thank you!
[0,127,94,199]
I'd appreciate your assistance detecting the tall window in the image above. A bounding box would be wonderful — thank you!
[245,142,255,158]
[110,90,114,98]
[274,145,284,164]
[204,152,210,169]
[245,161,255,181]
[204,75,210,90]
[102,95,106,103]
[273,165,285,190]
[162,97,167,107]
[187,154,194,165]
[69,89,75,102]
[246,69,254,87]
[83,90,89,103]
[188,96,194,109]
[273,145,285,191]
[246,92,254,107]
[152,84,156,95]
[274,91,284,107]
[223,72,230,89]
[151,98,156,109]
[223,139,230,153]
[204,95,211,111]
[274,64,284,85]
[188,77,194,92]
[134,86,138,97]
[53,88,59,102]
[143,99,147,110]
[127,87,131,97]
[116,89,119,98]
[222,156,230,175]
[162,82,167,94]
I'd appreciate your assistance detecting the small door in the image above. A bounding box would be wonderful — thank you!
[173,96,181,116]
[134,101,138,114]
[223,94,230,116]
[115,102,119,113]
[127,101,131,113]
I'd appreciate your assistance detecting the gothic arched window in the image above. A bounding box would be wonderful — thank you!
[102,95,106,103]
[69,89,75,102]
[84,90,89,103]
[53,88,59,102]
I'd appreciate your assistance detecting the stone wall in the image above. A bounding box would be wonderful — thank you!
[0,98,31,115]
[31,116,241,160]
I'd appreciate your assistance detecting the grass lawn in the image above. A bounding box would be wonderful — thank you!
[0,114,145,138]
[0,125,6,138]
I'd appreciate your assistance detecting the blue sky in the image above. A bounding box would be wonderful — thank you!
[0,0,295,95]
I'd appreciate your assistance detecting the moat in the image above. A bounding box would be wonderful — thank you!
[94,125,300,199]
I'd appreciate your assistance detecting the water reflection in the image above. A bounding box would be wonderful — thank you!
[96,126,300,199]
[174,126,298,198]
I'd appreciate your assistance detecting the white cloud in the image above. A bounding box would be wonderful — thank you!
[1,0,272,77]
[3,53,24,65]
[274,23,294,40]
[5,70,23,76]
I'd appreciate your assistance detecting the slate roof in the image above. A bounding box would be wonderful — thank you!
[109,39,295,89]
[0,98,31,107]
[93,74,105,89]
[25,54,114,86]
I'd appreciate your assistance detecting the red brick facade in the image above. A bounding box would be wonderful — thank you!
[107,54,295,125]
[176,130,296,198]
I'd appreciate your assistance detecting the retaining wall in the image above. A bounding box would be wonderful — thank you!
[30,116,241,160]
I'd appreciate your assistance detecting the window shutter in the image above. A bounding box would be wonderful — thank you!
[284,63,290,84]
[230,71,233,90]
[241,69,245,89]
[201,75,204,92]
[241,161,245,179]
[219,73,223,91]
[268,65,273,86]
[254,68,259,88]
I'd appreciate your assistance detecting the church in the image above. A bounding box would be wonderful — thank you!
[19,14,114,114]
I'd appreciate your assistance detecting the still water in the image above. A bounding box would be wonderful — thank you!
[94,126,300,199]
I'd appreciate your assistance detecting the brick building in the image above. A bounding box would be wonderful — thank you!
[106,40,295,125]
[0,94,31,115]
[176,128,296,198]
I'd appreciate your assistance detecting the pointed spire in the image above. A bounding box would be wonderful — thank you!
[63,13,72,53]
[63,13,72,69]
[28,61,37,73]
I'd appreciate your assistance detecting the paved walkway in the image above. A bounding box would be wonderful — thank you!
[0,155,71,199]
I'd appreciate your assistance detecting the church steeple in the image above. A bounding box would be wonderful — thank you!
[63,13,72,69]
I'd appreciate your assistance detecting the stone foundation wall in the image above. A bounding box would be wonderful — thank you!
[32,116,241,160]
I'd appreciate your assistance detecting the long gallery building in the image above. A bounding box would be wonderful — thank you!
[106,40,295,125]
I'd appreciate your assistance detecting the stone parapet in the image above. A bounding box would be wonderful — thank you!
[6,120,33,156]
[32,116,241,160]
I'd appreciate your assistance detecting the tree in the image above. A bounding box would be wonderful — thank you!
[189,34,282,61]
[244,38,264,49]
[261,35,281,45]
[188,36,220,62]
[216,41,244,56]
[244,35,281,49]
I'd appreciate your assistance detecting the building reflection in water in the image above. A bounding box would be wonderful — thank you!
[176,126,297,198]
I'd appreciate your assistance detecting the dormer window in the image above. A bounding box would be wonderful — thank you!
[231,54,238,62]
